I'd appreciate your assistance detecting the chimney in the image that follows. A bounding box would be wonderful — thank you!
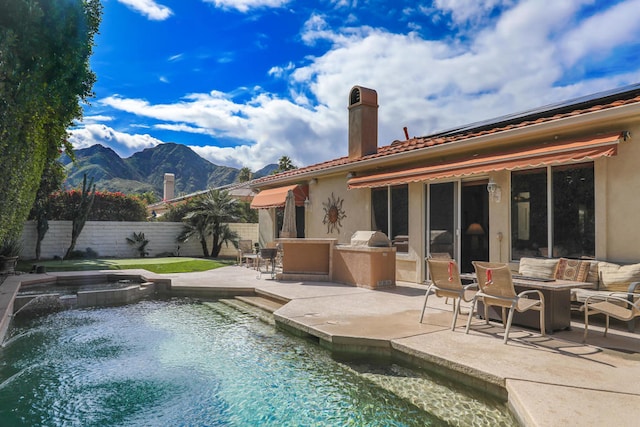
[163,173,175,201]
[348,86,378,159]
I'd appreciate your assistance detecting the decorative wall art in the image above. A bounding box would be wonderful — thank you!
[322,192,346,234]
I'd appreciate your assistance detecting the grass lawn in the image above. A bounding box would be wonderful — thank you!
[16,257,235,274]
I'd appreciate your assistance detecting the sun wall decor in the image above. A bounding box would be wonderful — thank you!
[322,192,347,234]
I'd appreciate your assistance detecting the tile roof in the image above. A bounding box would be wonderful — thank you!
[252,85,640,187]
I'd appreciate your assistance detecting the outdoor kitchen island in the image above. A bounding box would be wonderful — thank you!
[277,232,396,289]
[277,238,337,282]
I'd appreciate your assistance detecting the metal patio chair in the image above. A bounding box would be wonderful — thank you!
[257,248,278,279]
[466,261,545,344]
[420,258,477,330]
[583,290,640,341]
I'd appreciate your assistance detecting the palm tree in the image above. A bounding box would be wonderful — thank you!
[177,189,240,257]
[272,156,297,174]
[178,212,211,257]
[237,167,253,182]
[214,224,240,258]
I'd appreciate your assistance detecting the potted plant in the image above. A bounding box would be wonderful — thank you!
[0,237,22,274]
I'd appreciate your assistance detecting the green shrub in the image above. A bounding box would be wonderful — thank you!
[66,247,99,259]
[49,190,147,221]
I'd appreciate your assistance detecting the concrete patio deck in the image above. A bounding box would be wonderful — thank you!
[3,265,640,426]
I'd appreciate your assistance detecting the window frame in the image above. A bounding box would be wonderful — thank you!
[510,162,595,260]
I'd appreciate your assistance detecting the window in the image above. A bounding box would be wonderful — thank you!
[511,163,594,260]
[372,185,408,252]
[552,164,594,258]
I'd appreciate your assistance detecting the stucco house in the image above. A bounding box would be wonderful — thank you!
[250,83,640,284]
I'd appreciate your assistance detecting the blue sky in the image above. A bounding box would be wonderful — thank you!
[70,0,640,172]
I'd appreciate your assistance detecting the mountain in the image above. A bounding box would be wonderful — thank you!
[63,143,278,197]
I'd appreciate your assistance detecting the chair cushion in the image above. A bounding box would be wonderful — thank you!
[555,258,591,282]
[518,257,559,279]
[597,261,640,292]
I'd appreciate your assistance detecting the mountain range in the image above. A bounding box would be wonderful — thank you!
[61,143,276,197]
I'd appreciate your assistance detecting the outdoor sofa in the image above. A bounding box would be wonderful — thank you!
[517,256,640,332]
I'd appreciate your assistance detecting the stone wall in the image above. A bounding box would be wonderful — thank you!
[20,221,259,260]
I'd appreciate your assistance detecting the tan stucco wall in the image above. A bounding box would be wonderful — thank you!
[598,123,640,262]
[488,170,510,264]
[307,175,370,243]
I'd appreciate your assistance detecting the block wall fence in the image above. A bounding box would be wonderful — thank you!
[20,221,259,260]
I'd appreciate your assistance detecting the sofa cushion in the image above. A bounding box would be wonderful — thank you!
[597,261,640,292]
[518,257,559,279]
[555,258,591,282]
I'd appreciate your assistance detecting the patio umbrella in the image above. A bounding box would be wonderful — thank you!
[280,189,297,238]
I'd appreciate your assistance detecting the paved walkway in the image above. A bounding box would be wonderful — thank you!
[3,266,640,426]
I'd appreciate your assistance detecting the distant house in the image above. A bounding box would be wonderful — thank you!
[250,83,640,283]
[147,175,256,219]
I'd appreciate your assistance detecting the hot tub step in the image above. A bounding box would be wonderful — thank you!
[235,295,285,313]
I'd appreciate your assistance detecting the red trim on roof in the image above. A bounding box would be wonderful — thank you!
[347,133,623,189]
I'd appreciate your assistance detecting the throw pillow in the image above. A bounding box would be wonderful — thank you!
[555,258,590,282]
[518,257,559,279]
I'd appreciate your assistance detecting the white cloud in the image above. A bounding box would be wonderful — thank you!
[68,124,163,156]
[203,0,290,13]
[154,123,214,135]
[268,62,296,77]
[117,0,172,20]
[434,0,513,24]
[559,0,640,66]
[80,115,114,124]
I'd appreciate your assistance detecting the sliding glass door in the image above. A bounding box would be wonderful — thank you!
[427,182,457,260]
[427,180,489,273]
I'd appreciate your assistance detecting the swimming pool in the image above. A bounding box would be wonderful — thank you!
[0,299,515,426]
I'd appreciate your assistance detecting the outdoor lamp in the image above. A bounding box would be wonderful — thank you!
[304,197,311,211]
[487,178,501,203]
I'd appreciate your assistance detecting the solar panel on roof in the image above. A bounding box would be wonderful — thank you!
[422,82,640,140]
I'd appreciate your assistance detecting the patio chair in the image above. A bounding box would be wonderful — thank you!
[420,258,478,330]
[257,248,278,279]
[237,240,254,267]
[583,290,640,341]
[466,261,545,344]
[266,241,283,271]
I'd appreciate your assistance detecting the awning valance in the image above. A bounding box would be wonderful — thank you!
[348,133,625,189]
[250,184,309,209]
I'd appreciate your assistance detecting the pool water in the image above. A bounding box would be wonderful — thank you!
[0,299,515,426]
